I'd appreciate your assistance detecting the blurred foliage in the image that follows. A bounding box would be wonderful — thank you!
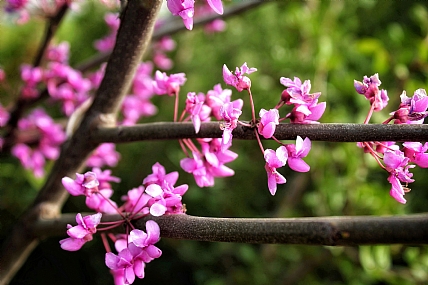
[1,1,428,285]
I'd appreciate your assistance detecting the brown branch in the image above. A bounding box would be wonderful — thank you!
[30,213,428,245]
[0,1,163,284]
[91,122,428,143]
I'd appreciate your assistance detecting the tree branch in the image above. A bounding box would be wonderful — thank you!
[31,213,428,246]
[0,1,163,284]
[91,122,428,143]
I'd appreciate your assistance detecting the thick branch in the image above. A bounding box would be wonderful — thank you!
[92,122,428,143]
[32,213,428,245]
[0,1,163,284]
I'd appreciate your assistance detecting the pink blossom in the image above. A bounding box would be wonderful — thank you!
[121,95,157,125]
[285,136,311,172]
[86,143,121,168]
[392,89,428,124]
[62,171,118,213]
[181,152,214,187]
[219,100,243,151]
[185,92,211,133]
[106,221,162,284]
[59,213,102,251]
[206,84,233,120]
[403,142,428,168]
[223,63,257,92]
[354,73,389,111]
[11,108,65,177]
[264,146,288,195]
[46,42,69,63]
[152,71,187,96]
[280,77,321,106]
[166,0,195,30]
[94,13,120,52]
[258,108,279,139]
[384,149,415,204]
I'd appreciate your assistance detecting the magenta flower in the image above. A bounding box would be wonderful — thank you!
[121,186,151,215]
[185,92,211,133]
[46,42,70,63]
[264,146,288,195]
[285,136,311,172]
[181,152,214,187]
[223,63,257,92]
[354,73,389,111]
[94,13,120,52]
[86,143,121,168]
[392,89,428,124]
[384,149,415,204]
[280,77,321,106]
[11,108,65,177]
[258,108,279,139]
[59,213,102,251]
[152,70,187,96]
[166,0,195,30]
[106,221,162,284]
[62,171,118,213]
[403,142,428,168]
[219,100,243,151]
[206,84,233,120]
[0,103,10,127]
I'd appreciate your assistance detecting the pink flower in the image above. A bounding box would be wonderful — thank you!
[185,92,211,133]
[384,149,415,204]
[86,143,121,168]
[285,136,311,172]
[0,103,10,127]
[403,142,428,168]
[106,221,162,284]
[223,63,257,92]
[59,213,102,251]
[354,73,389,111]
[219,100,243,151]
[62,171,118,213]
[392,89,428,124]
[166,0,195,30]
[181,152,214,187]
[258,108,279,139]
[264,146,288,195]
[280,77,321,106]
[152,71,187,96]
[94,13,120,52]
[206,84,233,120]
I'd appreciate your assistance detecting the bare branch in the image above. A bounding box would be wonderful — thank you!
[31,213,428,245]
[91,122,428,143]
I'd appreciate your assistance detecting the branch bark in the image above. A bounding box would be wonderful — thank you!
[91,122,428,143]
[0,1,163,284]
[31,213,428,246]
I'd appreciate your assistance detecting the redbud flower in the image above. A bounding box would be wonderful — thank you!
[392,89,428,124]
[223,63,257,92]
[62,171,118,213]
[403,142,428,168]
[219,100,243,151]
[206,84,233,120]
[280,77,321,106]
[285,136,311,172]
[94,13,120,52]
[264,146,288,195]
[0,103,10,127]
[86,143,121,168]
[185,92,211,133]
[59,213,102,251]
[258,108,279,139]
[384,149,415,204]
[181,151,214,187]
[354,73,389,111]
[167,0,195,30]
[153,71,187,96]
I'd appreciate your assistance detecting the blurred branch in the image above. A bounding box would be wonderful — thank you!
[0,1,163,284]
[31,213,428,245]
[92,122,428,143]
[76,1,265,72]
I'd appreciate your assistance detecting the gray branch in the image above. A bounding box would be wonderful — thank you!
[91,122,428,143]
[32,213,428,246]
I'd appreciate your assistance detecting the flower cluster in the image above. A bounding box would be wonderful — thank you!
[355,74,428,203]
[11,108,66,177]
[61,163,187,284]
